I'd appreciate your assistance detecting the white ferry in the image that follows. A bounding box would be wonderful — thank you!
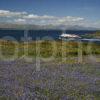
[59,31,81,40]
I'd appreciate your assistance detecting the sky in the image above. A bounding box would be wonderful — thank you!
[0,0,100,28]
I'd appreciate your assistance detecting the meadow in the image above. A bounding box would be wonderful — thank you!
[0,40,100,100]
[0,40,100,62]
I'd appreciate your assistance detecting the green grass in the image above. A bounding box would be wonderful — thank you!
[0,40,100,63]
[0,97,7,100]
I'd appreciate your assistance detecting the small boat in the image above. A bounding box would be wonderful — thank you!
[59,31,81,40]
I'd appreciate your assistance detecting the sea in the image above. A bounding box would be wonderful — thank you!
[0,29,97,42]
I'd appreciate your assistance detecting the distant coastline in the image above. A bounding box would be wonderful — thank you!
[0,29,97,41]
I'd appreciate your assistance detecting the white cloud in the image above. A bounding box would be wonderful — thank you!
[22,14,85,26]
[14,18,26,23]
[0,10,27,17]
[23,14,39,19]
[23,14,56,20]
[0,9,100,28]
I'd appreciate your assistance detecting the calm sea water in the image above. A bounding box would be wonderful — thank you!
[0,29,96,41]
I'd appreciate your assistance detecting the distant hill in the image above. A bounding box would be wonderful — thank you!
[81,31,100,39]
[0,23,99,30]
[0,23,43,30]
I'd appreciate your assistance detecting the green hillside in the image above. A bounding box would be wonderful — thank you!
[82,31,100,38]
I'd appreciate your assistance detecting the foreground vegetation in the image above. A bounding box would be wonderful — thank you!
[0,58,100,99]
[0,40,100,63]
[0,40,100,99]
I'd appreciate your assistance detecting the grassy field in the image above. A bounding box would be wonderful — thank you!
[0,40,100,99]
[0,40,100,63]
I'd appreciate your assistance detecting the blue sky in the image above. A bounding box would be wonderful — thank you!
[0,0,100,28]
